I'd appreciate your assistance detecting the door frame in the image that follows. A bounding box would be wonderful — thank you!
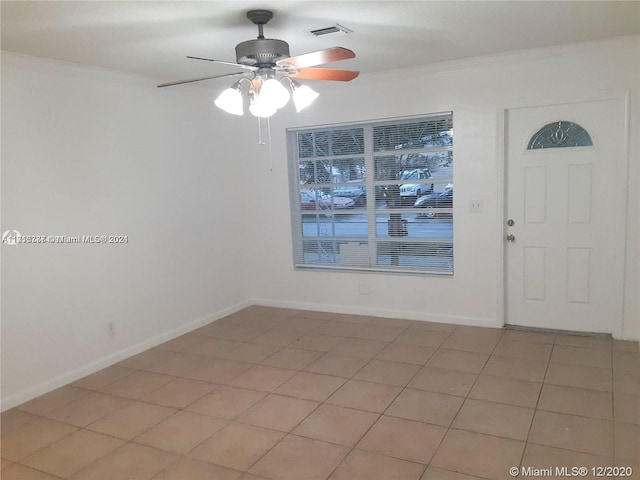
[497,90,630,338]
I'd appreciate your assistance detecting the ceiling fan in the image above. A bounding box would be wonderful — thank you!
[158,9,359,117]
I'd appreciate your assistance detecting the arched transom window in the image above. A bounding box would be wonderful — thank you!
[527,121,593,150]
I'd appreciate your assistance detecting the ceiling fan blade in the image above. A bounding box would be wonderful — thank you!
[288,68,359,82]
[277,47,355,69]
[187,56,259,71]
[157,72,246,88]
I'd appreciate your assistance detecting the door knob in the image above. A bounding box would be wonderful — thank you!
[507,219,515,226]
[506,234,515,242]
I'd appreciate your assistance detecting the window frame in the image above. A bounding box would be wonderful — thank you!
[287,112,454,276]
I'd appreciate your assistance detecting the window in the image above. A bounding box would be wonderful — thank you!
[527,121,592,149]
[288,113,453,275]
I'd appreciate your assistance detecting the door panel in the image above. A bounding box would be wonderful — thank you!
[505,98,625,333]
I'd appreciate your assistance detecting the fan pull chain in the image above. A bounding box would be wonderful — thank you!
[256,117,274,172]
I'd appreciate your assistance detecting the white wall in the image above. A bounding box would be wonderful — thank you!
[245,37,640,340]
[2,36,638,410]
[1,53,254,409]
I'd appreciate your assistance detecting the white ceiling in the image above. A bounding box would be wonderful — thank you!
[2,1,639,84]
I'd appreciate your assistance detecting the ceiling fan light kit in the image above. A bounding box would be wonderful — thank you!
[158,9,359,118]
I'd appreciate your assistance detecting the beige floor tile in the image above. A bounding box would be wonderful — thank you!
[1,458,13,470]
[430,428,524,480]
[1,464,63,480]
[538,384,613,420]
[155,334,206,353]
[358,415,447,464]
[291,334,346,352]
[249,434,349,480]
[551,345,612,369]
[469,374,542,408]
[501,329,556,345]
[295,310,337,320]
[281,317,326,333]
[426,349,489,374]
[367,316,415,328]
[328,449,425,480]
[274,372,346,402]
[22,429,123,477]
[614,393,640,425]
[613,351,640,372]
[215,342,282,363]
[188,337,243,357]
[228,365,297,392]
[135,411,228,454]
[117,349,169,370]
[545,363,612,391]
[251,328,303,347]
[386,388,463,426]
[1,417,77,461]
[143,351,210,377]
[186,386,266,419]
[190,422,285,471]
[260,347,323,370]
[555,335,612,350]
[140,377,218,408]
[305,353,369,378]
[190,321,232,338]
[211,325,267,342]
[421,467,485,480]
[237,394,319,432]
[522,443,613,474]
[351,325,405,342]
[615,423,640,462]
[186,358,253,384]
[1,409,37,435]
[408,321,457,333]
[293,404,379,447]
[393,329,450,348]
[327,379,402,413]
[353,359,420,386]
[330,338,388,358]
[440,329,502,354]
[614,369,640,395]
[375,343,436,365]
[314,320,362,337]
[69,442,178,480]
[17,385,91,416]
[408,367,477,397]
[529,410,614,457]
[493,339,553,363]
[152,457,241,480]
[87,401,176,439]
[483,355,548,382]
[45,392,130,427]
[452,398,534,441]
[72,365,135,390]
[613,340,640,353]
[99,371,174,399]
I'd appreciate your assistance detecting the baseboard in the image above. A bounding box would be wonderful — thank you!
[0,300,251,412]
[251,298,500,329]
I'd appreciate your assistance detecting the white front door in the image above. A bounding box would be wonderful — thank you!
[505,97,626,334]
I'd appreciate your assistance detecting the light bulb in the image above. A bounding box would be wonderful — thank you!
[260,78,290,109]
[214,85,244,116]
[292,84,319,112]
[249,97,277,118]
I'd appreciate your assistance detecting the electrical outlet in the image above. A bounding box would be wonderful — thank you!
[469,199,483,213]
[108,322,115,336]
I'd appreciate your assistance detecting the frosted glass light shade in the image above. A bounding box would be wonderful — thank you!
[214,87,244,116]
[249,98,277,118]
[292,84,319,112]
[260,78,290,109]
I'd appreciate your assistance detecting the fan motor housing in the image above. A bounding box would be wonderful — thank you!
[236,38,290,67]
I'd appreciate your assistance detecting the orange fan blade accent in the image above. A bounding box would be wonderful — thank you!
[288,68,359,82]
[277,47,355,69]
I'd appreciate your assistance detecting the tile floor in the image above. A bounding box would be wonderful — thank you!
[1,306,639,480]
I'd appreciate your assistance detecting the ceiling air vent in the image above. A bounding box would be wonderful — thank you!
[310,24,353,36]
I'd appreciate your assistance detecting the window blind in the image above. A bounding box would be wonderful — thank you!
[289,113,453,275]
